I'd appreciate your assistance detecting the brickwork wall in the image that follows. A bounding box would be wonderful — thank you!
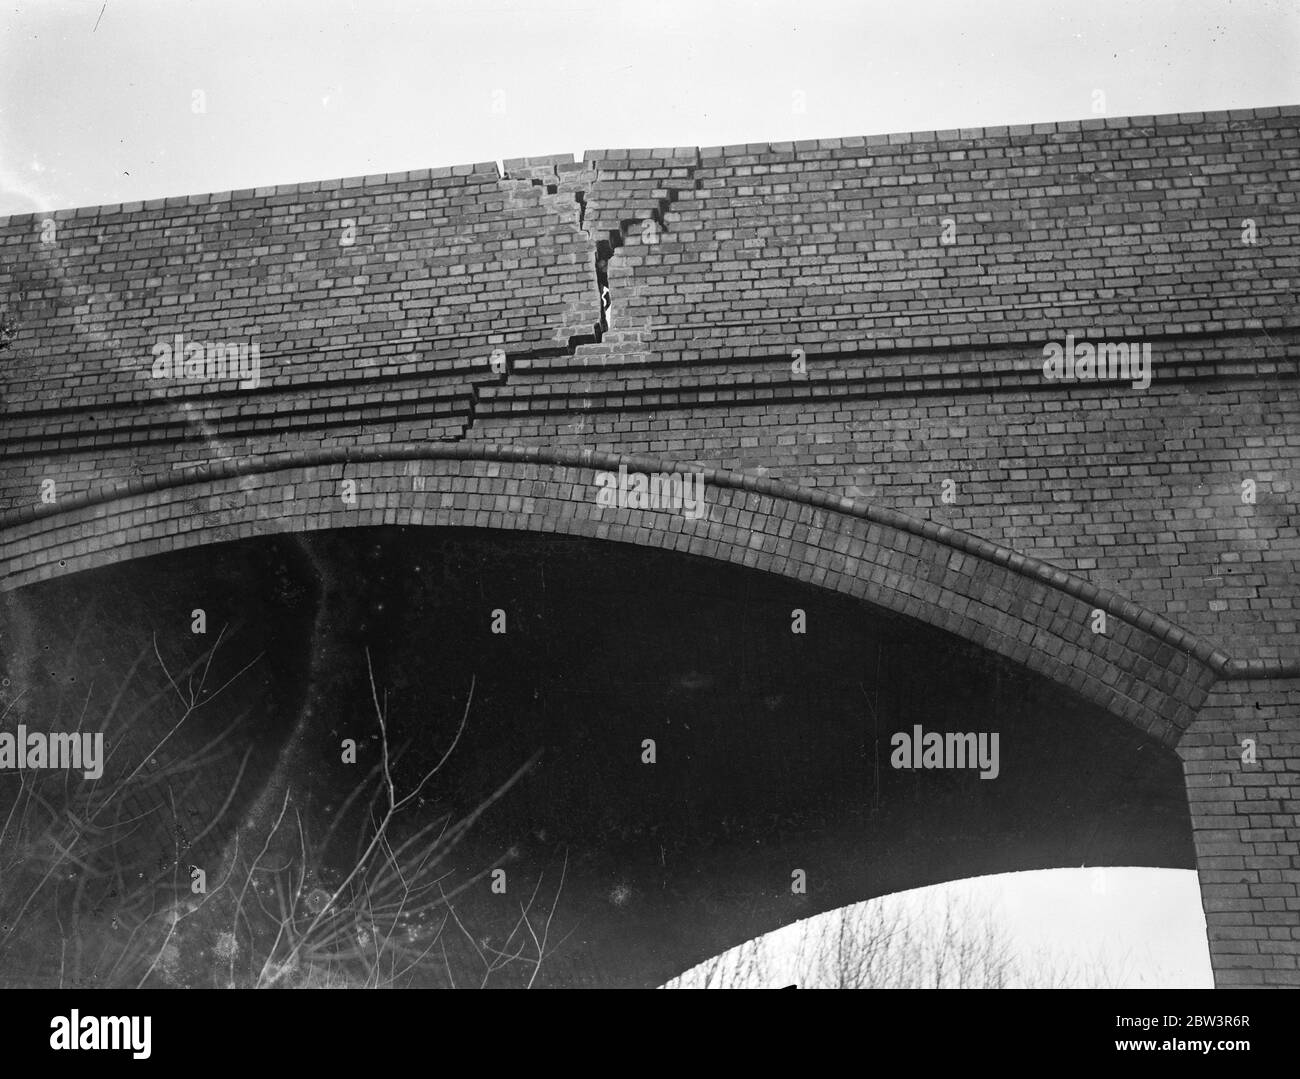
[2,106,1295,663]
[1180,680,1300,987]
[474,353,1300,661]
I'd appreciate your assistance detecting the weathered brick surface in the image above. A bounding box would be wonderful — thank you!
[472,355,1300,661]
[1179,681,1300,987]
[0,161,596,425]
[579,116,1297,364]
[1,104,1298,986]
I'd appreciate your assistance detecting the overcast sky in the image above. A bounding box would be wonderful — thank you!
[1,0,1298,215]
[666,868,1214,988]
[2,0,1292,985]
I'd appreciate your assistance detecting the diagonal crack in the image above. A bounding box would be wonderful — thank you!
[450,158,701,441]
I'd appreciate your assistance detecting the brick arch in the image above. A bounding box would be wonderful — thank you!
[0,443,1252,745]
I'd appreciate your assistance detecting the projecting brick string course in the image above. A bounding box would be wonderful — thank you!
[1,104,1297,987]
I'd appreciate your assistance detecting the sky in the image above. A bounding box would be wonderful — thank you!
[665,868,1214,988]
[2,0,1293,985]
[1,0,1298,216]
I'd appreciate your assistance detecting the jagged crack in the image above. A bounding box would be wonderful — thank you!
[449,159,701,441]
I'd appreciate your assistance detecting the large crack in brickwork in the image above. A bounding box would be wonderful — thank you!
[451,156,702,441]
[590,183,698,339]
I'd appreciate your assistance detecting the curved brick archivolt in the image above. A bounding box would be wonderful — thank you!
[1,444,1225,746]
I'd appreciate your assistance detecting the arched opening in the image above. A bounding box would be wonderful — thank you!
[0,525,1197,987]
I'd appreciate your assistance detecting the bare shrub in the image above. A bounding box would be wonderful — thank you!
[666,889,1122,989]
[0,638,565,989]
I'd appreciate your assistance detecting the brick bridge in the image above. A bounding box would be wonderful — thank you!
[1,104,1298,987]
